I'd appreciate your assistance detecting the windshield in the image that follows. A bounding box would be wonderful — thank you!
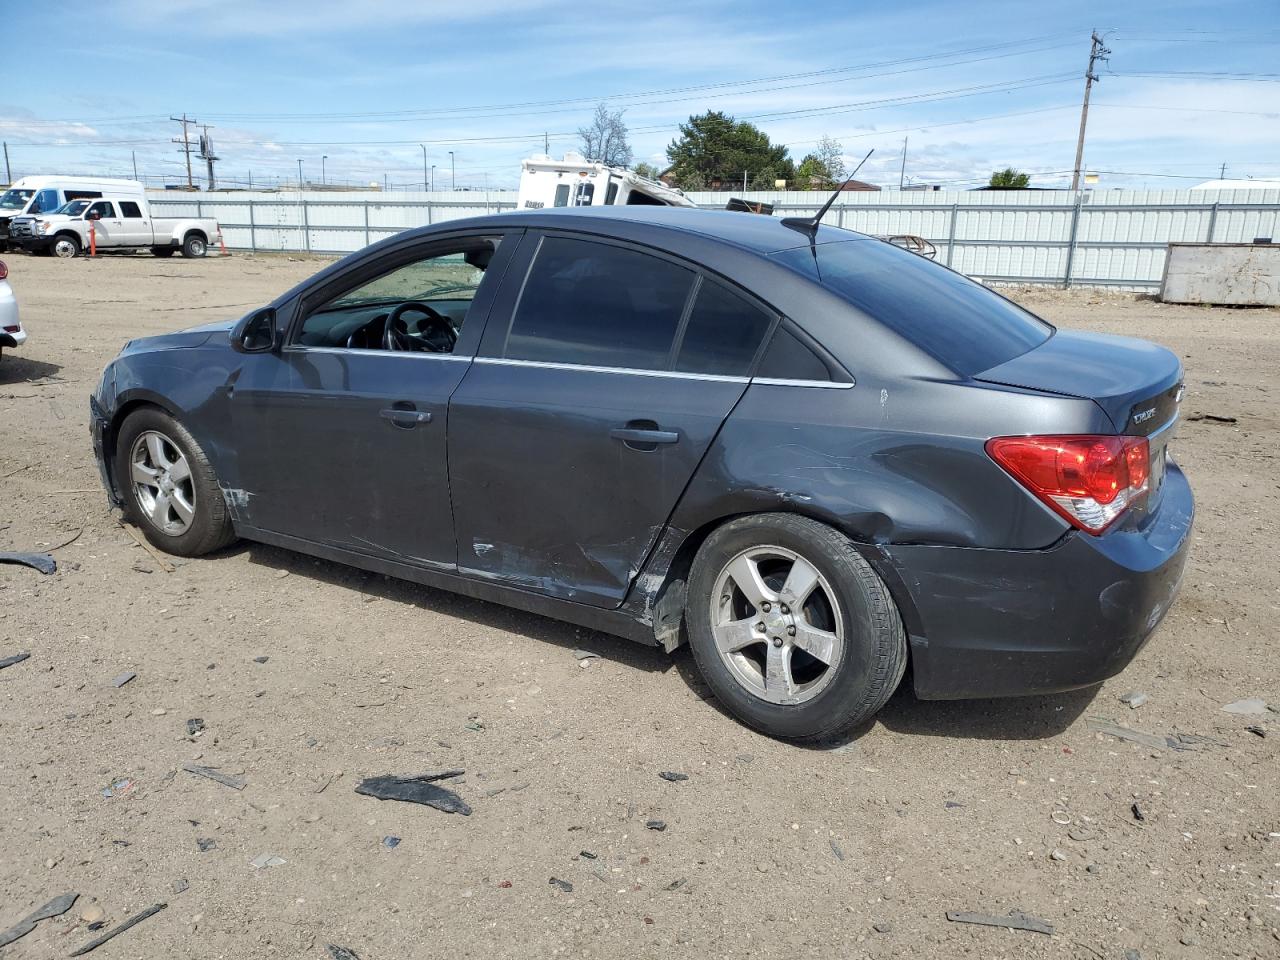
[56,200,92,217]
[0,189,34,211]
[771,238,1052,376]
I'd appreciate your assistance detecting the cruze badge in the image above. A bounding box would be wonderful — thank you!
[1132,408,1157,424]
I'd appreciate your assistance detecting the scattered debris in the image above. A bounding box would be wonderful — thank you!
[1169,732,1228,750]
[170,878,189,894]
[549,877,573,893]
[645,820,667,832]
[873,922,893,934]
[249,854,286,869]
[79,904,105,925]
[0,551,56,574]
[1131,802,1146,823]
[946,910,1054,936]
[118,523,175,572]
[354,771,472,815]
[101,778,135,799]
[1119,691,1148,709]
[665,878,687,891]
[829,840,845,861]
[1222,697,1269,715]
[1049,849,1067,861]
[253,656,269,664]
[1185,413,1236,424]
[1051,810,1072,825]
[111,671,136,688]
[327,946,361,960]
[0,651,31,671]
[1085,718,1170,750]
[944,800,965,809]
[182,763,246,791]
[382,836,401,849]
[572,649,599,661]
[274,569,290,579]
[1123,950,1141,960]
[186,718,204,736]
[0,892,79,948]
[1246,725,1266,738]
[579,851,597,860]
[658,771,688,782]
[69,902,166,956]
[465,719,485,732]
[196,838,216,852]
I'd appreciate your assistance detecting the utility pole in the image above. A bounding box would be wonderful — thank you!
[131,150,138,181]
[430,165,436,191]
[297,158,304,188]
[171,114,197,189]
[1071,31,1110,192]
[3,142,10,184]
[449,151,455,191]
[321,155,328,185]
[420,144,428,191]
[1219,162,1227,179]
[198,125,218,191]
[544,131,549,154]
[899,136,908,190]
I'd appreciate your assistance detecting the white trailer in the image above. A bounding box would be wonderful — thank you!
[516,153,693,210]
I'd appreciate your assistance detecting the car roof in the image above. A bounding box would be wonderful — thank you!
[472,206,870,256]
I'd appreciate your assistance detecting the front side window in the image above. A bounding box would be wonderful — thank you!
[32,189,60,215]
[119,201,143,218]
[505,236,695,370]
[88,201,116,219]
[297,237,500,352]
[56,200,93,217]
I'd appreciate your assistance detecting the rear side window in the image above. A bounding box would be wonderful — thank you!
[119,201,143,218]
[506,236,695,370]
[674,279,773,376]
[771,239,1051,376]
[757,326,832,382]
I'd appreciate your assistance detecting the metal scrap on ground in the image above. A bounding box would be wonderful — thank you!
[327,946,362,960]
[658,771,689,782]
[69,902,166,956]
[0,551,56,574]
[0,651,31,670]
[946,910,1055,935]
[0,892,78,948]
[182,763,246,791]
[354,770,472,815]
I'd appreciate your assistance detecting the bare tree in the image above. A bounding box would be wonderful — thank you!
[578,103,633,168]
[814,136,846,184]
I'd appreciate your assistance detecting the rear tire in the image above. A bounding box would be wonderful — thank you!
[115,407,236,557]
[52,234,80,258]
[151,246,176,258]
[180,233,207,258]
[686,513,906,742]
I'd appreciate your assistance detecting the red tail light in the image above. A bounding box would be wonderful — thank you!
[986,434,1150,534]
[0,260,8,281]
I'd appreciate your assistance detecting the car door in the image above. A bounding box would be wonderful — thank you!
[116,200,150,245]
[86,201,120,246]
[448,231,777,608]
[226,231,518,570]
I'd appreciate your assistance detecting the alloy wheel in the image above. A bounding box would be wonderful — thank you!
[130,430,196,536]
[710,545,844,705]
[53,238,77,258]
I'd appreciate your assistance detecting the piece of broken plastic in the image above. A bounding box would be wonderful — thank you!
[0,552,56,575]
[354,771,471,816]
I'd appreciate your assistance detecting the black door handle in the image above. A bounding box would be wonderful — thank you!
[380,407,432,428]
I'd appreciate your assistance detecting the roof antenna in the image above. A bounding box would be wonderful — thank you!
[782,148,875,239]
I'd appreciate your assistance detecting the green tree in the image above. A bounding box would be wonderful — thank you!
[632,161,662,180]
[666,110,793,189]
[988,167,1031,189]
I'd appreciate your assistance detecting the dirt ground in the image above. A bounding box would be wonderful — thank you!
[1,250,1277,960]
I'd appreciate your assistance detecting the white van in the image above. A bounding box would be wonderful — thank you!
[517,153,693,210]
[0,176,146,249]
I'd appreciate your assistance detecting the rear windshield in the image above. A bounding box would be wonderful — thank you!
[771,239,1052,375]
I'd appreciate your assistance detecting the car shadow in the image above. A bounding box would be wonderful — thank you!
[231,541,1099,741]
[235,541,674,676]
[0,355,63,384]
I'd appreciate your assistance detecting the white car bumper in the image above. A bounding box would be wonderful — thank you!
[0,279,24,348]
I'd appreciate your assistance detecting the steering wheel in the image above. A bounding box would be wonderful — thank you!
[384,301,457,353]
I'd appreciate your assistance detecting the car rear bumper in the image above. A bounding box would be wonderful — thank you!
[883,458,1194,700]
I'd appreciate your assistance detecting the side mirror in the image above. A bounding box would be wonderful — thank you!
[231,307,279,354]
[86,211,101,221]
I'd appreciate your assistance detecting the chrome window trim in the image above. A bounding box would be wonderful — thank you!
[472,356,852,388]
[281,345,471,361]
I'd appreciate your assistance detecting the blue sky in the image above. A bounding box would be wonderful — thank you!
[3,0,1278,191]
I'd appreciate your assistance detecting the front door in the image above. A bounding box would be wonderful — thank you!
[449,232,777,607]
[228,232,516,570]
[86,201,121,247]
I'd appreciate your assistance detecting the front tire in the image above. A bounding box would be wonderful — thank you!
[115,407,236,557]
[686,514,906,742]
[52,234,81,258]
[181,233,207,258]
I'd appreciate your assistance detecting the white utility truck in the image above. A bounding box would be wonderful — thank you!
[0,175,150,251]
[10,194,220,259]
[517,153,693,210]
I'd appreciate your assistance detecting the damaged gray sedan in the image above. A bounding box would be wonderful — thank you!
[91,207,1192,741]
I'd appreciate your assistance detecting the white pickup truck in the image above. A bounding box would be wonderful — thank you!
[10,196,219,259]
